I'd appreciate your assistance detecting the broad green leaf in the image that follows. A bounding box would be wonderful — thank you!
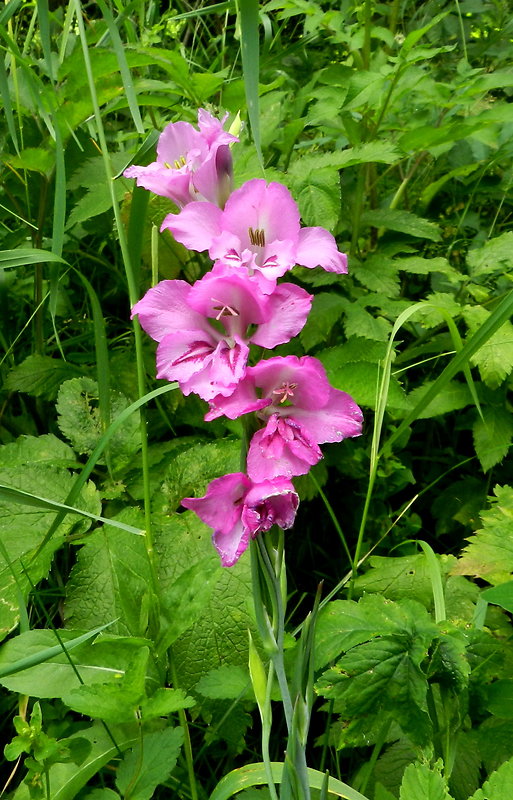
[299,293,347,351]
[12,721,137,800]
[0,434,76,469]
[289,142,401,176]
[485,679,513,718]
[482,581,513,615]
[468,755,513,800]
[82,790,120,799]
[65,524,151,638]
[292,168,341,229]
[352,554,444,608]
[5,355,84,400]
[0,630,140,697]
[320,359,412,412]
[473,405,513,472]
[343,305,392,342]
[155,512,256,691]
[407,381,472,419]
[393,256,454,275]
[56,377,141,470]
[115,727,184,800]
[196,665,251,700]
[159,439,241,511]
[464,307,513,389]
[0,464,100,640]
[319,340,388,366]
[467,231,513,277]
[355,258,400,297]
[7,146,54,173]
[360,209,441,241]
[140,687,195,720]
[316,597,436,745]
[452,485,513,584]
[399,761,454,800]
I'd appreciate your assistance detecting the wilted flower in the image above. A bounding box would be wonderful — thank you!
[182,473,299,566]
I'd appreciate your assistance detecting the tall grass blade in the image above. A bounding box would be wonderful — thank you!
[239,0,263,170]
[36,0,54,82]
[0,46,20,153]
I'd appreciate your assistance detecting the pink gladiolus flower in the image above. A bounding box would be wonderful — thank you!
[124,109,238,208]
[131,271,312,401]
[182,473,299,566]
[206,355,363,479]
[161,179,348,292]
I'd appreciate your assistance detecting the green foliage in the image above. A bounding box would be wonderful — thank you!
[453,486,513,584]
[115,727,184,800]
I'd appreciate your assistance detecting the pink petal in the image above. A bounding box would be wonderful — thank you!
[213,521,250,567]
[187,270,269,335]
[205,377,269,421]
[242,478,299,534]
[250,356,331,410]
[157,120,207,164]
[247,417,322,481]
[131,281,207,342]
[182,472,249,533]
[197,109,238,147]
[287,388,363,443]
[251,284,313,348]
[124,163,193,207]
[296,227,348,273]
[155,330,216,384]
[222,180,301,245]
[161,201,223,252]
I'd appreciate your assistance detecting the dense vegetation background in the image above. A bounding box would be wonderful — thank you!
[1,0,513,798]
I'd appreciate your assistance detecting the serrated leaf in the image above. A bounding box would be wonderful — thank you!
[467,232,513,277]
[360,209,441,241]
[319,340,388,367]
[140,687,195,720]
[352,554,440,608]
[155,512,256,691]
[5,355,84,400]
[316,597,436,745]
[468,755,513,800]
[393,256,454,275]
[407,381,473,419]
[481,581,513,615]
[7,147,54,174]
[415,293,463,328]
[452,485,513,584]
[292,168,341,229]
[65,524,151,638]
[115,727,184,800]
[320,359,412,412]
[196,665,251,700]
[160,439,241,511]
[0,464,100,640]
[464,307,513,389]
[473,406,513,471]
[299,293,347,351]
[343,305,392,342]
[355,259,400,296]
[289,142,401,176]
[399,762,454,800]
[56,377,141,470]
[0,434,76,469]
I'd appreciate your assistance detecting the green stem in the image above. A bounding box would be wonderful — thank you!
[169,649,199,800]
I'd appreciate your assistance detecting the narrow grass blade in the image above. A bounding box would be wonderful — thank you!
[36,0,54,82]
[0,622,115,678]
[0,484,144,535]
[0,249,67,269]
[96,0,144,134]
[417,540,446,623]
[383,288,513,453]
[209,762,371,800]
[173,1,233,20]
[239,0,263,170]
[0,46,19,153]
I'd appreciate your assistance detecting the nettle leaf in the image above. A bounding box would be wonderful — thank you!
[292,168,341,229]
[464,306,513,389]
[299,293,347,351]
[65,523,151,638]
[158,439,241,511]
[469,755,513,800]
[415,293,463,328]
[0,463,100,641]
[452,485,513,585]
[7,147,55,174]
[399,761,454,800]
[343,304,392,342]
[316,596,436,745]
[320,357,412,413]
[195,665,251,700]
[56,377,141,470]
[354,258,400,296]
[473,405,513,472]
[5,355,84,400]
[352,554,448,609]
[393,256,455,276]
[0,434,76,469]
[155,512,256,691]
[407,380,473,419]
[116,727,184,800]
[140,687,195,720]
[360,209,441,241]
[467,231,513,278]
[289,142,401,175]
[319,340,388,366]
